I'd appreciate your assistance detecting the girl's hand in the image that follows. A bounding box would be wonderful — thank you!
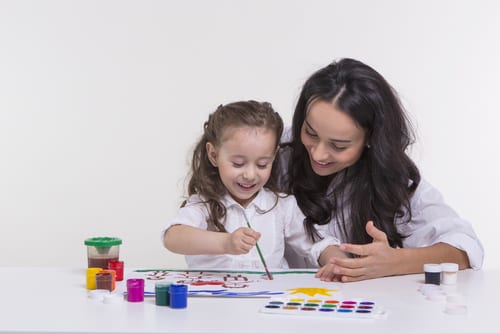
[315,245,349,282]
[320,221,398,282]
[225,227,261,255]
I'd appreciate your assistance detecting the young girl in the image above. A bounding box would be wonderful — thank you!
[162,100,326,269]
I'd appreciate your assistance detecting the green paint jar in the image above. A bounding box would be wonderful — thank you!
[155,283,170,306]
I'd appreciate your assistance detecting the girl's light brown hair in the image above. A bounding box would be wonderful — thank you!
[185,100,283,232]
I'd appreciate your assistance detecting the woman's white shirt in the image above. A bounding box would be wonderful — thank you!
[280,127,484,269]
[311,179,484,269]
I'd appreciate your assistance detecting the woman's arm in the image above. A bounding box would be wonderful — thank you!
[163,224,261,255]
[316,221,470,282]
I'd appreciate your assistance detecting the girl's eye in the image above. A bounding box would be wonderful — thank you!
[232,163,244,168]
[257,164,268,169]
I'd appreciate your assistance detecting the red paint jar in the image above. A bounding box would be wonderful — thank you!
[108,260,124,281]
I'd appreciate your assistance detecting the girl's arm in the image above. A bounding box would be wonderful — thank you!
[163,224,261,255]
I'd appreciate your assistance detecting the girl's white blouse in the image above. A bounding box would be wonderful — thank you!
[163,188,319,269]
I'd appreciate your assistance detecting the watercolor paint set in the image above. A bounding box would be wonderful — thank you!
[260,297,386,319]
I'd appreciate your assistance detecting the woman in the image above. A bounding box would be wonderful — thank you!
[280,58,484,282]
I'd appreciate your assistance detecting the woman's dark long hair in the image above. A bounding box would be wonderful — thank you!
[284,58,420,247]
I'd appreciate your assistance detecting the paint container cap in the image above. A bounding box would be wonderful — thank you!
[426,291,446,302]
[440,263,459,272]
[88,289,110,301]
[85,237,122,254]
[446,294,465,304]
[419,284,442,295]
[444,303,467,315]
[103,293,124,304]
[423,263,442,272]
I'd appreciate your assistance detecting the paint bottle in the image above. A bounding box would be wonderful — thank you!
[423,263,442,285]
[155,283,171,306]
[108,260,124,281]
[169,284,187,309]
[95,272,114,291]
[127,278,145,302]
[86,267,102,290]
[440,263,459,285]
[97,269,116,291]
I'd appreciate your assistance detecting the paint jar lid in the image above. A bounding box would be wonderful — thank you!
[103,293,124,304]
[440,263,459,272]
[155,283,170,292]
[444,303,467,315]
[108,260,124,269]
[84,237,122,247]
[127,278,145,288]
[170,284,187,293]
[423,263,442,273]
[88,289,110,301]
[85,237,122,254]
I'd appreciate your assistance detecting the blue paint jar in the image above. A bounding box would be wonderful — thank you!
[169,284,187,309]
[423,263,442,285]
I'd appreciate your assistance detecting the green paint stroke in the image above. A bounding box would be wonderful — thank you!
[134,269,317,275]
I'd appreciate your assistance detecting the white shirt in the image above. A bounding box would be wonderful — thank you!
[280,127,484,269]
[308,179,484,269]
[163,188,324,269]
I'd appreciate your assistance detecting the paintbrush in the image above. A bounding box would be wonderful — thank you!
[242,212,273,280]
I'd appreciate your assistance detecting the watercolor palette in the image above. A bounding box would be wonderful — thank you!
[260,297,386,319]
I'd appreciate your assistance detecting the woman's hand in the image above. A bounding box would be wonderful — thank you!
[316,221,398,282]
[225,227,261,255]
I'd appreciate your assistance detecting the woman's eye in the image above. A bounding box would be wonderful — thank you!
[305,128,318,137]
[331,144,347,151]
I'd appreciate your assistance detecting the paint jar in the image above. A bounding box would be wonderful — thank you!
[108,260,124,281]
[423,263,442,285]
[127,278,145,302]
[440,263,459,285]
[84,237,122,268]
[95,271,116,292]
[86,267,102,290]
[169,284,187,309]
[97,269,116,291]
[155,283,170,306]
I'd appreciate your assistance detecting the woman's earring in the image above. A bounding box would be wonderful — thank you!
[366,143,371,149]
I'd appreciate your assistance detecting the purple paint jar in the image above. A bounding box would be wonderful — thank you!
[127,278,144,302]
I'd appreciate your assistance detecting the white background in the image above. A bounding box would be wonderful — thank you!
[0,0,498,270]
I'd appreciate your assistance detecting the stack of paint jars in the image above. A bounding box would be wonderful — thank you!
[85,237,124,292]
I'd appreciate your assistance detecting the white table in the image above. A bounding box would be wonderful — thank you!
[1,267,499,333]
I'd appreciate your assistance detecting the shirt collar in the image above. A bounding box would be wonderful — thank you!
[221,188,277,212]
